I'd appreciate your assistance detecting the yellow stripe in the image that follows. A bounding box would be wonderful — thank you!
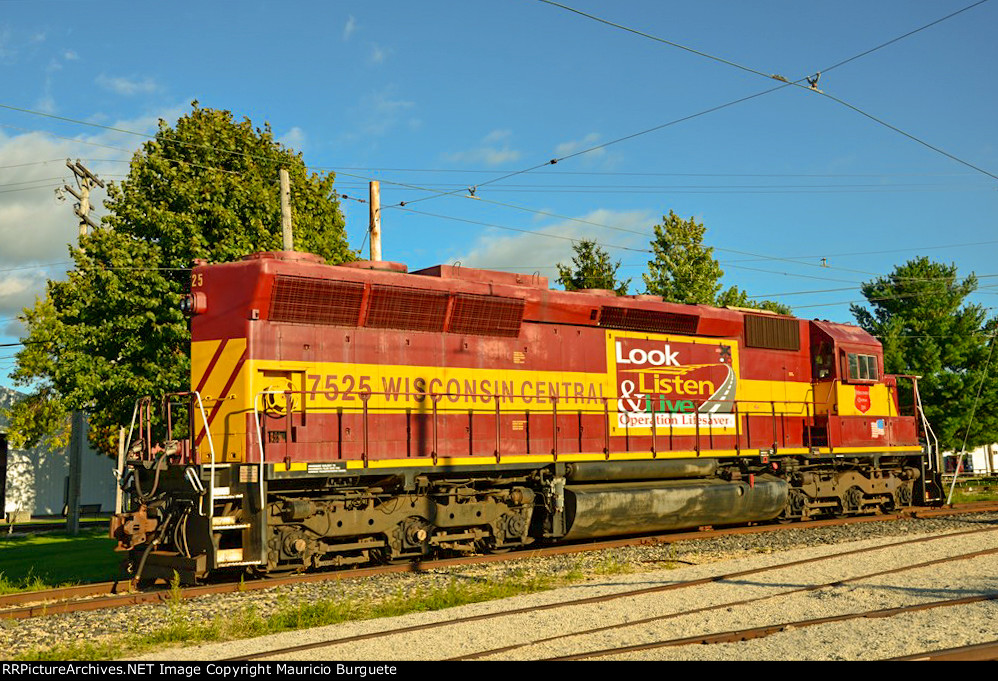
[190,339,222,391]
[819,446,923,454]
[307,445,925,469]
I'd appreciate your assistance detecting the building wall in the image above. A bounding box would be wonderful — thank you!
[2,419,117,517]
[942,444,998,476]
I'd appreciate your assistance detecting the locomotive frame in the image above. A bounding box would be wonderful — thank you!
[111,251,943,584]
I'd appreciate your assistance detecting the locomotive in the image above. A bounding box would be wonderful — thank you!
[111,249,943,584]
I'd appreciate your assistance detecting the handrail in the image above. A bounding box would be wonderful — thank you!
[163,392,217,519]
[246,387,907,466]
[122,392,217,519]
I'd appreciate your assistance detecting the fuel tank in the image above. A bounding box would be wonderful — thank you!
[565,458,718,482]
[562,475,788,540]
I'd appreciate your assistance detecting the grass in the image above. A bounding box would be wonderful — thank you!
[11,558,629,661]
[948,485,998,504]
[0,527,121,593]
[942,475,998,504]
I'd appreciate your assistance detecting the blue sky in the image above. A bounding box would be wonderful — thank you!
[0,0,996,389]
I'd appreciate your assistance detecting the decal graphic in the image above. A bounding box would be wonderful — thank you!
[610,334,739,433]
[854,385,871,413]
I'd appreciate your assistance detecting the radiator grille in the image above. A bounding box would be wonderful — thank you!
[599,306,699,335]
[269,275,365,326]
[365,284,449,332]
[449,294,524,337]
[744,314,800,351]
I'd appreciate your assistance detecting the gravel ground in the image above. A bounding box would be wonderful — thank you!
[4,512,998,661]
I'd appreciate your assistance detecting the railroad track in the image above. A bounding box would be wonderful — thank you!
[3,502,996,623]
[892,641,998,661]
[216,523,998,661]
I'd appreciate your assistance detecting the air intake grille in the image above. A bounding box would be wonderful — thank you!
[744,314,800,351]
[449,294,524,337]
[270,275,365,326]
[599,307,699,335]
[366,284,449,332]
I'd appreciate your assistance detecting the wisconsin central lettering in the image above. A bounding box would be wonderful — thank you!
[377,376,606,405]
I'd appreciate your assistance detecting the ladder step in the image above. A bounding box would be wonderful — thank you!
[215,548,244,563]
[212,521,250,531]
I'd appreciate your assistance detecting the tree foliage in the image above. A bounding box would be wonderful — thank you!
[556,239,630,295]
[851,257,997,451]
[6,103,354,454]
[644,211,790,314]
[644,211,722,304]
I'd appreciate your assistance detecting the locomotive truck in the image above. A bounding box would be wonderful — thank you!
[111,250,942,583]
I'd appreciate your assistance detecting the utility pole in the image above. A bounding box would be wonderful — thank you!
[369,181,381,262]
[66,411,84,536]
[280,168,294,251]
[57,159,103,534]
[61,159,105,240]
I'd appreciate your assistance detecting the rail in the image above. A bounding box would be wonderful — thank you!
[246,387,910,468]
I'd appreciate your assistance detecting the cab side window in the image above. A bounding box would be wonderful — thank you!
[846,352,878,381]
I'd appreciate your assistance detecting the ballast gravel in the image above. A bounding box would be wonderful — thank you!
[4,512,998,661]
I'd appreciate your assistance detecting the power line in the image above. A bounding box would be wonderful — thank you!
[390,203,651,254]
[537,0,998,182]
[392,82,794,208]
[0,104,989,286]
[818,0,993,74]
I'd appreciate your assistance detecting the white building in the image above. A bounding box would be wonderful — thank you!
[942,443,998,477]
[1,389,117,518]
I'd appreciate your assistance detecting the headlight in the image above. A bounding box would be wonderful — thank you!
[181,292,207,316]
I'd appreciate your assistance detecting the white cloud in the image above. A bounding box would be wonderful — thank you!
[95,74,160,96]
[443,130,523,167]
[0,104,187,333]
[278,126,306,151]
[63,50,79,61]
[0,270,50,328]
[343,16,357,41]
[554,132,605,159]
[452,209,654,280]
[34,94,56,114]
[0,28,14,62]
[349,88,416,138]
[369,43,390,64]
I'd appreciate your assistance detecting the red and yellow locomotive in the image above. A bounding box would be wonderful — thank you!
[112,250,942,583]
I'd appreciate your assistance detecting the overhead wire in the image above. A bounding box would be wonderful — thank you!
[0,97,989,279]
[0,0,991,291]
[377,0,995,211]
[535,0,998,181]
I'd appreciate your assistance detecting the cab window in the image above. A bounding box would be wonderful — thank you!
[846,352,878,381]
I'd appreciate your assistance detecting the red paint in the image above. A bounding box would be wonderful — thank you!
[186,252,921,464]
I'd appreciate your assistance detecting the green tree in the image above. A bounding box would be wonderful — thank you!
[644,211,790,314]
[644,211,721,304]
[716,285,792,315]
[6,103,354,454]
[556,239,630,295]
[851,257,998,452]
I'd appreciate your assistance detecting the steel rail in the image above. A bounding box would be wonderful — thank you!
[891,640,998,661]
[223,524,998,661]
[459,541,998,661]
[547,593,998,661]
[4,503,996,621]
